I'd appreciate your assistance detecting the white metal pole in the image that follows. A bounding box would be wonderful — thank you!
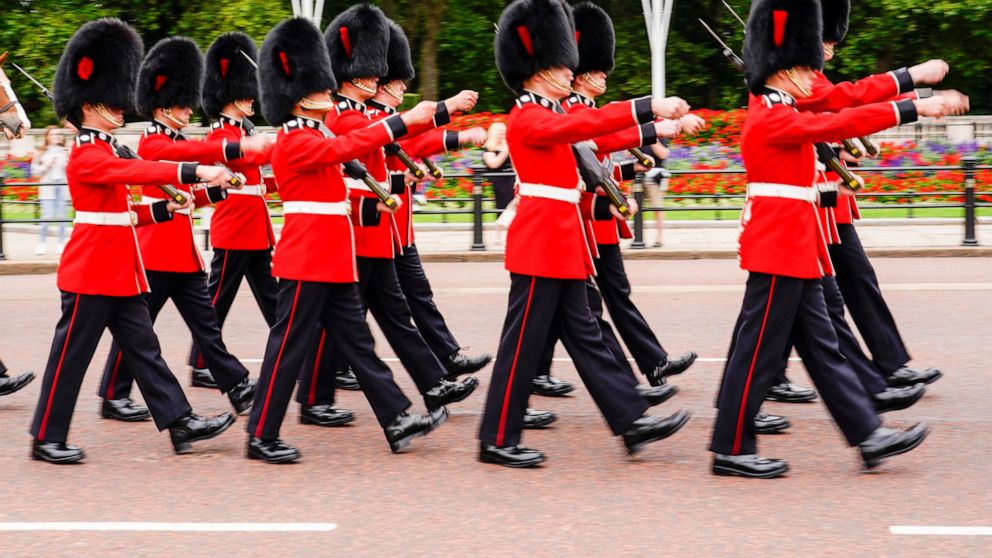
[291,0,302,18]
[641,0,654,44]
[314,0,326,28]
[651,0,663,99]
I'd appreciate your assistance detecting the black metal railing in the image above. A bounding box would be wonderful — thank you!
[0,159,988,259]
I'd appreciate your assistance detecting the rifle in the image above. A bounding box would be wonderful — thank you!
[699,18,862,191]
[382,143,426,179]
[573,144,631,217]
[628,147,655,168]
[718,1,881,162]
[13,62,193,203]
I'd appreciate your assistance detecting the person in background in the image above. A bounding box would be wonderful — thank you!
[32,125,71,255]
[482,122,516,245]
[641,140,670,247]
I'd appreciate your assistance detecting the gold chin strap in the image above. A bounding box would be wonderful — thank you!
[539,69,572,94]
[351,78,377,95]
[582,73,607,94]
[162,108,189,129]
[383,83,405,103]
[299,96,335,111]
[784,68,813,97]
[233,100,255,117]
[823,43,835,58]
[94,104,124,127]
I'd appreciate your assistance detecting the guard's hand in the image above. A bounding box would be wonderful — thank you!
[195,165,237,187]
[936,89,970,115]
[166,196,192,213]
[839,150,862,164]
[626,197,639,215]
[459,126,487,146]
[650,96,690,120]
[377,195,403,214]
[444,90,479,113]
[654,119,682,138]
[241,133,274,153]
[400,101,438,128]
[913,95,952,118]
[679,113,707,135]
[908,59,949,85]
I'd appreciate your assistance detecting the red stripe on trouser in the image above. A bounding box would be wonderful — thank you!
[495,277,537,447]
[199,251,231,369]
[732,276,777,455]
[308,330,326,406]
[106,351,123,400]
[38,294,81,440]
[254,282,303,438]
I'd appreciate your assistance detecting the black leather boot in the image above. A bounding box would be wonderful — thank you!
[522,408,557,429]
[872,383,926,414]
[247,437,300,464]
[637,384,678,406]
[299,405,354,427]
[0,371,35,397]
[859,423,930,470]
[169,412,236,454]
[646,352,698,386]
[227,376,257,414]
[479,442,546,468]
[531,374,575,397]
[622,410,691,455]
[335,369,361,391]
[443,351,492,380]
[423,377,479,411]
[31,440,85,464]
[101,397,151,422]
[384,409,447,453]
[712,454,788,479]
[190,368,217,389]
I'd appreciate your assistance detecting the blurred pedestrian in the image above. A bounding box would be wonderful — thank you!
[31,125,70,255]
[640,141,670,247]
[482,122,516,245]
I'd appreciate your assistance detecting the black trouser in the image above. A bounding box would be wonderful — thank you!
[31,292,192,442]
[479,274,649,447]
[189,248,278,370]
[394,244,461,361]
[538,279,637,379]
[710,273,880,456]
[592,244,668,375]
[832,224,911,374]
[247,280,411,440]
[297,256,447,407]
[99,270,248,400]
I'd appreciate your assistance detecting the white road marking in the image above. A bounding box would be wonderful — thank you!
[890,526,992,536]
[0,522,337,532]
[430,282,992,295]
[240,357,801,364]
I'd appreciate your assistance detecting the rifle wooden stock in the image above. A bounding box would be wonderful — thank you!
[383,143,426,179]
[816,143,862,191]
[423,158,444,179]
[629,147,655,168]
[841,138,864,159]
[157,184,188,205]
[343,160,398,209]
[860,136,880,157]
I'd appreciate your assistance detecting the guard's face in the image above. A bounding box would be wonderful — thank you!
[168,106,193,127]
[548,66,574,86]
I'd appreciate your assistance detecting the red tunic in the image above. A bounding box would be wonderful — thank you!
[504,91,655,279]
[206,115,278,251]
[57,129,198,297]
[739,89,916,279]
[269,115,406,283]
[135,122,230,273]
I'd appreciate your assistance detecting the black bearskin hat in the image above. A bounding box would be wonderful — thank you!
[136,37,204,118]
[325,4,390,85]
[54,18,144,127]
[202,32,259,119]
[821,0,850,44]
[258,17,337,125]
[744,0,824,95]
[573,2,615,76]
[495,0,579,94]
[383,20,415,83]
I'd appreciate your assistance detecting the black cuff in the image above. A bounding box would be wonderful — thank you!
[638,122,658,147]
[389,174,406,195]
[895,98,918,125]
[832,146,843,159]
[179,162,198,184]
[206,186,227,203]
[444,130,460,152]
[224,141,242,162]
[358,198,382,227]
[915,87,934,99]
[892,67,915,94]
[151,201,173,223]
[384,114,408,141]
[618,162,636,182]
[593,196,613,221]
[632,97,654,125]
[433,102,451,127]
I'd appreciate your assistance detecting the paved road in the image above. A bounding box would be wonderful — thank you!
[0,259,989,556]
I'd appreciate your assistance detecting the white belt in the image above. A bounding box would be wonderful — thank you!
[518,182,581,204]
[747,183,818,203]
[344,177,387,192]
[73,211,136,226]
[282,201,349,216]
[226,185,265,196]
[142,195,191,215]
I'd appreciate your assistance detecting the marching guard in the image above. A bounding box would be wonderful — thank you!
[96,36,266,422]
[709,0,957,479]
[478,0,693,468]
[30,19,240,463]
[245,17,445,463]
[187,32,280,389]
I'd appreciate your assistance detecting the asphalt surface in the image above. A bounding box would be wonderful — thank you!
[0,258,989,556]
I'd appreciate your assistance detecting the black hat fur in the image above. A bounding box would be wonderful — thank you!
[325,4,390,85]
[821,0,850,44]
[573,2,615,75]
[202,32,259,119]
[495,0,579,94]
[744,0,824,95]
[53,18,144,127]
[383,20,415,82]
[259,17,337,125]
[136,37,204,118]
